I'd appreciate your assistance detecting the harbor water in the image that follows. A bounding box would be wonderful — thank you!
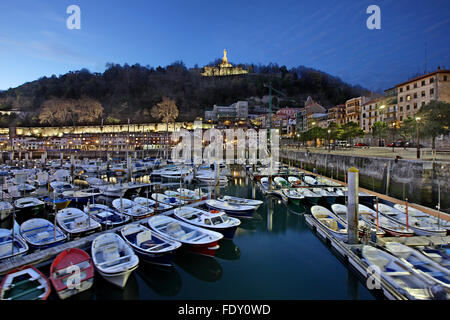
[2,169,377,300]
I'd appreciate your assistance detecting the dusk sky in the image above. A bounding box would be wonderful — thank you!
[0,0,449,91]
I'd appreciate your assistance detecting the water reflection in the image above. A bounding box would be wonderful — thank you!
[93,273,139,300]
[214,240,241,261]
[174,251,223,283]
[137,264,182,297]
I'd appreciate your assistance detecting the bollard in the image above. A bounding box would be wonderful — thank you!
[346,167,359,244]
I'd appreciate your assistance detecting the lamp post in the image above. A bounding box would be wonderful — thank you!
[390,122,396,153]
[327,129,331,152]
[416,117,421,159]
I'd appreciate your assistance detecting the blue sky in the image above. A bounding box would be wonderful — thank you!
[0,0,449,91]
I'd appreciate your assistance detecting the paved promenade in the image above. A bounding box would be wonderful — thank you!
[281,146,450,162]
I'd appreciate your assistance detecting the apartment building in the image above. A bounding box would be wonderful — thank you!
[396,67,450,121]
[327,104,345,126]
[344,96,371,126]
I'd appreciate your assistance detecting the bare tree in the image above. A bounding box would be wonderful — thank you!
[151,97,179,159]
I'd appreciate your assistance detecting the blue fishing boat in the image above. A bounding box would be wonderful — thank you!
[20,218,67,250]
[0,228,29,261]
[120,224,181,266]
[84,203,131,228]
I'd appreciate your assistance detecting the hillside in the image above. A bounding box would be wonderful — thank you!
[0,62,370,127]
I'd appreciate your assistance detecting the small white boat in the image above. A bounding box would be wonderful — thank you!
[295,189,321,205]
[330,204,385,237]
[133,197,173,212]
[151,193,185,206]
[84,203,131,228]
[112,198,154,219]
[120,224,181,266]
[85,177,107,187]
[217,195,263,209]
[20,218,67,249]
[0,201,13,221]
[362,245,443,300]
[393,204,450,232]
[205,199,256,219]
[177,188,207,200]
[274,177,290,188]
[50,181,75,194]
[377,203,446,236]
[56,208,101,239]
[164,190,200,203]
[385,242,450,294]
[14,197,45,216]
[174,206,241,239]
[148,215,223,256]
[98,184,128,197]
[282,189,305,204]
[303,176,319,186]
[288,176,305,187]
[62,190,101,204]
[91,233,139,288]
[0,228,29,261]
[310,205,347,240]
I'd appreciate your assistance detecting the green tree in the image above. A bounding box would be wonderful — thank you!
[399,117,416,149]
[416,100,450,150]
[372,121,388,146]
[341,122,364,143]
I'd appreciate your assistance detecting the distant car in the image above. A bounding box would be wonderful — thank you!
[405,142,425,148]
[387,141,405,147]
[354,143,369,147]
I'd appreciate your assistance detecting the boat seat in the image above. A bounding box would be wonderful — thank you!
[180,231,197,241]
[102,244,120,262]
[136,231,152,246]
[36,231,51,241]
[122,226,142,237]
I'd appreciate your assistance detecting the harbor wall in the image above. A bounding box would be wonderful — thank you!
[280,149,450,213]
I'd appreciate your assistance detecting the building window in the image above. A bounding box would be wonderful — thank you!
[414,103,417,109]
[413,93,417,99]
[400,116,403,121]
[399,97,403,102]
[406,95,411,101]
[421,80,426,86]
[407,105,410,110]
[430,78,434,83]
[422,101,426,107]
[444,75,448,81]
[430,88,434,95]
[400,106,403,112]
[414,83,417,88]
[400,87,403,93]
[406,85,410,90]
[421,91,425,97]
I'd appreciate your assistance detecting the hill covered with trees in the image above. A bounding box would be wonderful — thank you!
[0,62,371,127]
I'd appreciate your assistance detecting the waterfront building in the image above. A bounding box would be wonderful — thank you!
[344,96,371,126]
[204,101,249,128]
[327,104,346,126]
[201,49,248,77]
[296,97,326,133]
[395,67,450,121]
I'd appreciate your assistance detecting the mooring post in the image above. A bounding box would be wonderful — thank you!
[347,167,359,244]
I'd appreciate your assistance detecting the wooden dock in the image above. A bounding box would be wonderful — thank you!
[304,214,407,300]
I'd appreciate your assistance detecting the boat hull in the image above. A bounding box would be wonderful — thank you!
[98,265,138,289]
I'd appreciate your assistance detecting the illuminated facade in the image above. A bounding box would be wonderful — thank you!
[201,49,248,77]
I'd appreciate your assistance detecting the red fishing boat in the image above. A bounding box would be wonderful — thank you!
[50,248,94,299]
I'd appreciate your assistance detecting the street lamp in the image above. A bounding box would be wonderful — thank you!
[415,117,421,159]
[327,129,331,152]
